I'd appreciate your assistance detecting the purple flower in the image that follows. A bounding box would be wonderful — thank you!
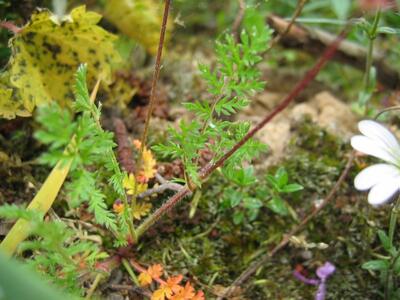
[293,262,336,300]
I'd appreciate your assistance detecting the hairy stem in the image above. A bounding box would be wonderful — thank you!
[133,0,171,213]
[138,0,170,155]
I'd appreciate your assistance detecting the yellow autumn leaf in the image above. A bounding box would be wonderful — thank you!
[0,72,30,119]
[106,76,138,109]
[0,5,121,119]
[133,140,157,182]
[123,173,148,196]
[104,0,172,55]
[139,264,163,287]
[151,286,173,300]
[138,271,152,287]
[132,202,152,220]
[141,147,157,181]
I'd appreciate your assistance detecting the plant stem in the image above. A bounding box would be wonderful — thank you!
[133,0,171,213]
[85,273,103,299]
[362,9,381,114]
[389,198,400,247]
[122,258,140,286]
[137,0,170,156]
[136,187,192,239]
[232,0,246,41]
[269,0,308,49]
[385,196,400,300]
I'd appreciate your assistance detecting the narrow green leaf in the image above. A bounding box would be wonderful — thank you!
[362,259,389,271]
[267,197,289,216]
[281,183,304,193]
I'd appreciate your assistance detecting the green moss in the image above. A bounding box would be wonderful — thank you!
[135,118,390,299]
[283,118,348,195]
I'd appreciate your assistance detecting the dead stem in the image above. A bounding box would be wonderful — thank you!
[137,181,184,199]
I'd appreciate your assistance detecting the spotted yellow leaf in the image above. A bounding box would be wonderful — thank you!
[0,5,121,119]
[104,0,172,55]
[0,72,31,119]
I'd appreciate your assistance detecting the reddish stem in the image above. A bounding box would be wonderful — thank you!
[139,0,170,153]
[0,21,21,34]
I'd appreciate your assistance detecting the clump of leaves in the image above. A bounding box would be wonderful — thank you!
[262,167,303,217]
[222,166,303,224]
[0,204,106,295]
[153,22,273,188]
[35,64,129,242]
[135,262,205,300]
[0,5,121,119]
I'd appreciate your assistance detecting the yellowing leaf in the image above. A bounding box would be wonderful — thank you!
[147,264,163,279]
[133,140,157,182]
[0,72,30,119]
[139,264,164,287]
[138,271,152,287]
[104,0,172,54]
[164,275,183,294]
[106,76,137,109]
[123,173,148,195]
[113,200,125,214]
[132,202,152,220]
[0,158,72,256]
[0,5,121,119]
[141,147,157,181]
[170,281,195,300]
[152,286,173,300]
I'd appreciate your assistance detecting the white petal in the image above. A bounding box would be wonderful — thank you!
[359,120,400,155]
[368,176,400,206]
[354,164,400,190]
[351,135,398,164]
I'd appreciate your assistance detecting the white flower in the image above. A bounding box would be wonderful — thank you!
[351,120,400,206]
